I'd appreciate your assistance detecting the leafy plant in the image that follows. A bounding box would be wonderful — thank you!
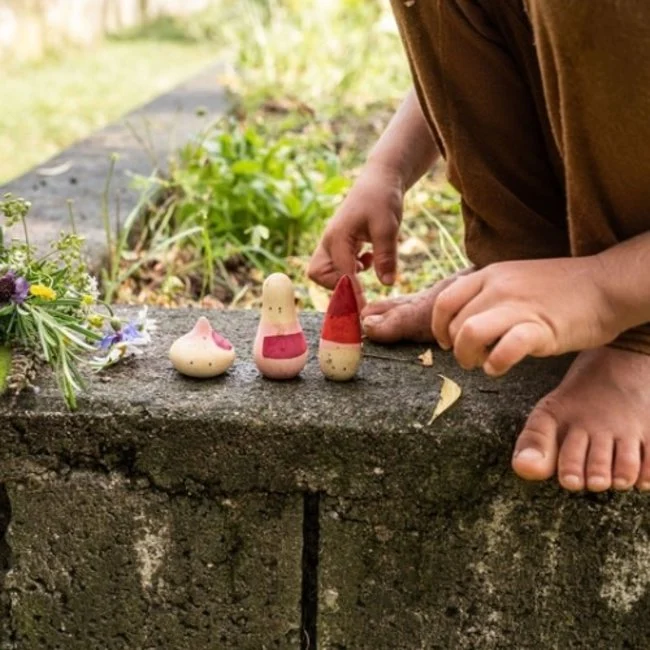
[137,118,350,295]
[99,153,204,305]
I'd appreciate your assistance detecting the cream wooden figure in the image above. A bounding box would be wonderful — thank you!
[253,273,308,379]
[169,316,235,377]
[318,274,362,381]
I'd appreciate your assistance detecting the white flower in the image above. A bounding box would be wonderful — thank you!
[90,308,156,372]
[89,341,146,371]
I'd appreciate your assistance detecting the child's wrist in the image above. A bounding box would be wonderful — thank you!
[594,250,641,335]
[364,154,407,191]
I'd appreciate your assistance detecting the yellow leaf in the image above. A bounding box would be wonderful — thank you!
[418,349,434,367]
[428,375,462,425]
[308,282,330,312]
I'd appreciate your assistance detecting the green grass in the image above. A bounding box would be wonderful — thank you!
[211,0,410,116]
[102,118,350,304]
[0,31,215,184]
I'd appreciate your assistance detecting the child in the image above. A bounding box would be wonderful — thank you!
[309,0,650,493]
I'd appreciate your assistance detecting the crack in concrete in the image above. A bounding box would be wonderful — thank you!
[301,492,320,650]
[0,484,14,647]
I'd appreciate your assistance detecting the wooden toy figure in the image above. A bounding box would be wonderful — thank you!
[318,274,362,381]
[169,316,235,377]
[254,273,308,379]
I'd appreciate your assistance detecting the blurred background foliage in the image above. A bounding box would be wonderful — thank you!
[1,0,464,308]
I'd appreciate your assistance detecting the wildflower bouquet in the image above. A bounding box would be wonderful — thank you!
[0,194,153,409]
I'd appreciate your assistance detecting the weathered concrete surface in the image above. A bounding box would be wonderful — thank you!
[1,308,649,648]
[319,487,650,649]
[2,468,302,649]
[0,65,227,265]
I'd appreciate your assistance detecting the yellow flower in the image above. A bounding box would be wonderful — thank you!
[87,314,104,329]
[81,294,95,307]
[29,284,57,301]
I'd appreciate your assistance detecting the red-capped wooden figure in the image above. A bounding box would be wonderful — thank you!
[318,274,362,381]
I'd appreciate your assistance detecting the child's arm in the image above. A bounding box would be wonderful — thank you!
[366,87,440,192]
[308,89,439,302]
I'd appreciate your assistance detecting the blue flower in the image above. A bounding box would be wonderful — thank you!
[91,310,154,372]
[99,320,148,350]
[12,275,29,304]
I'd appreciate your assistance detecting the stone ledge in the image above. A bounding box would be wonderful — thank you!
[4,470,303,650]
[0,308,570,503]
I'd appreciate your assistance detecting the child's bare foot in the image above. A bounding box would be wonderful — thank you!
[361,271,470,343]
[432,256,621,376]
[513,346,650,492]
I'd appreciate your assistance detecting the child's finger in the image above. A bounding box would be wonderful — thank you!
[328,242,366,308]
[483,321,550,376]
[358,251,373,271]
[453,308,515,370]
[308,243,340,290]
[431,275,483,349]
[368,219,399,285]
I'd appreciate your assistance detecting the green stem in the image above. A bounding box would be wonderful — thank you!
[67,199,77,235]
[0,344,11,394]
[96,300,115,318]
[21,215,30,261]
[287,223,295,258]
[102,155,117,280]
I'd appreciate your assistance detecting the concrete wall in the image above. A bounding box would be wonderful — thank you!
[3,308,650,649]
[0,0,211,61]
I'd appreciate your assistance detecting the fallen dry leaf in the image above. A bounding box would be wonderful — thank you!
[37,160,74,176]
[308,282,330,312]
[418,349,434,367]
[428,375,462,425]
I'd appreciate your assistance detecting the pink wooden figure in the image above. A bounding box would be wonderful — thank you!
[253,273,308,379]
[169,316,235,377]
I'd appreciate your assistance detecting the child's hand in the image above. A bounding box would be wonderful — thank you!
[431,257,618,376]
[308,163,404,305]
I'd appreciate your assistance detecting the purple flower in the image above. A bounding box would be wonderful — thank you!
[0,271,29,305]
[99,321,147,350]
[13,276,29,303]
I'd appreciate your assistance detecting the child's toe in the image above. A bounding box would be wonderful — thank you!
[612,436,642,490]
[636,439,650,490]
[512,408,559,480]
[585,435,614,492]
[558,427,589,491]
